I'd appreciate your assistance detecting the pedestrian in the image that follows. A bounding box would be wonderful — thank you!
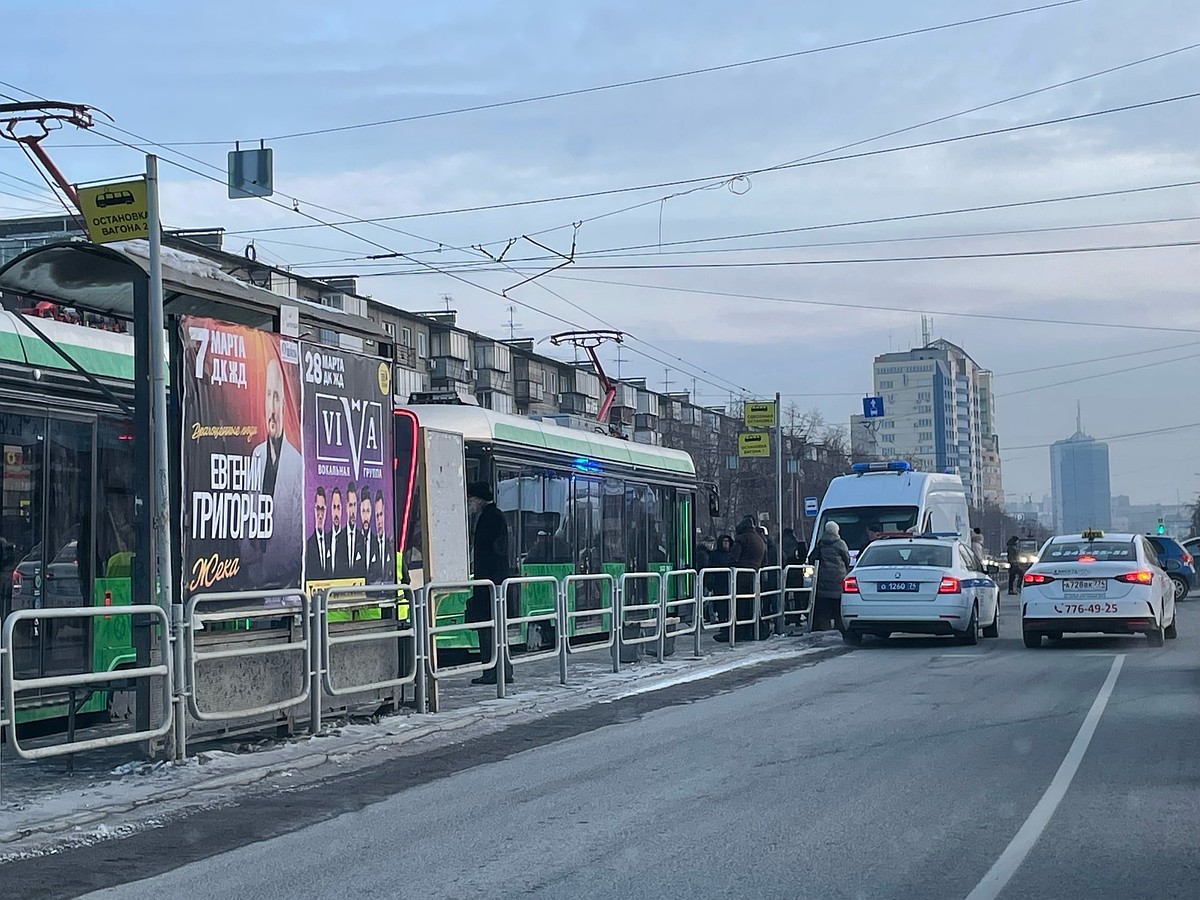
[809,521,851,632]
[782,527,800,565]
[971,527,985,562]
[726,516,767,640]
[1006,535,1021,595]
[466,481,514,685]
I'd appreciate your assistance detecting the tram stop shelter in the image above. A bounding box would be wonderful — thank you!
[0,238,386,739]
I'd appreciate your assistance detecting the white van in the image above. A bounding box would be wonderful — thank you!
[809,461,970,563]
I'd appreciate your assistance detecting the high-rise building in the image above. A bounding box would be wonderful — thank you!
[851,338,1001,507]
[1050,407,1111,533]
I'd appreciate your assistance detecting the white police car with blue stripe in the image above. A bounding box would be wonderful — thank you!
[840,534,999,646]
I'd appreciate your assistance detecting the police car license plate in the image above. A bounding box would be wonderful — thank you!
[878,581,920,592]
[1063,579,1107,592]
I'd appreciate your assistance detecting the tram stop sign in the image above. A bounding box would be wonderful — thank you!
[744,401,777,428]
[77,178,148,244]
[738,432,770,458]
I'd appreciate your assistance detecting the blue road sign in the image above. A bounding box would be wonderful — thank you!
[862,396,885,418]
[804,496,819,517]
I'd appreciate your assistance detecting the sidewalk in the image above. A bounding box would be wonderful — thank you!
[0,630,845,860]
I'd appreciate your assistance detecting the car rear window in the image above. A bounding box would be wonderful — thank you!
[856,544,952,568]
[1040,541,1135,562]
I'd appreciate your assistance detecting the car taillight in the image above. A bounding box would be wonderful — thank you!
[938,576,961,594]
[843,576,859,594]
[1024,572,1055,586]
[1115,571,1154,584]
[1182,553,1193,566]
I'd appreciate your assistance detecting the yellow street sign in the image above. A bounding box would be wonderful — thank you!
[78,178,149,244]
[744,401,777,428]
[738,432,770,458]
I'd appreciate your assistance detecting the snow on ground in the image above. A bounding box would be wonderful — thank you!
[0,631,843,860]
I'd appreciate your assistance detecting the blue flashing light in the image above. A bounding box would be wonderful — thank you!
[572,456,603,474]
[852,460,911,474]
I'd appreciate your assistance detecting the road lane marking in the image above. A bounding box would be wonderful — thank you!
[965,654,1125,900]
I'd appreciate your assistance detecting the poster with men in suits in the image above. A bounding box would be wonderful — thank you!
[301,342,395,596]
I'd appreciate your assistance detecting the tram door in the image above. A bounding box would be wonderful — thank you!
[0,412,94,682]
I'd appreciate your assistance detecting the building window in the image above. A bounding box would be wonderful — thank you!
[881,434,895,444]
[879,380,894,389]
[402,326,412,347]
[417,332,428,358]
[919,431,933,442]
[383,321,395,337]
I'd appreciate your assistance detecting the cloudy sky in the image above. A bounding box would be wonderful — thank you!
[3,0,1199,506]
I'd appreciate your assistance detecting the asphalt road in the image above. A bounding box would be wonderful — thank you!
[21,604,1200,899]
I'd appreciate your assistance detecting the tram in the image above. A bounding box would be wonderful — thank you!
[394,403,698,651]
[0,310,137,727]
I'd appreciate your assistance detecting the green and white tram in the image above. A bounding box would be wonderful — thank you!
[394,403,698,651]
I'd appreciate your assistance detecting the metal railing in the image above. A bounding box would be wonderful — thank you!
[562,573,617,678]
[756,566,785,636]
[319,584,423,713]
[185,590,312,725]
[662,569,703,659]
[732,567,761,639]
[616,571,665,664]
[0,564,836,785]
[1,605,173,761]
[424,580,501,697]
[698,566,736,644]
[782,563,819,633]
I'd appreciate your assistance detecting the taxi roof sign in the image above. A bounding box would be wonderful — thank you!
[1081,529,1104,540]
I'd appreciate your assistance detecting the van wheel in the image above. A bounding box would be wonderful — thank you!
[955,605,978,646]
[1023,630,1041,649]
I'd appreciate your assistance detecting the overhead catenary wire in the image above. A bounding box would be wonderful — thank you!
[548,275,1200,336]
[220,89,1200,237]
[0,2,1088,149]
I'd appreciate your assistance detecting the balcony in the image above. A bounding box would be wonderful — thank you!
[475,368,512,392]
[430,357,470,383]
[395,343,416,369]
[515,379,545,402]
[560,392,599,416]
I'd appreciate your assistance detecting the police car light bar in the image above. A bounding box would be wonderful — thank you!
[851,460,911,474]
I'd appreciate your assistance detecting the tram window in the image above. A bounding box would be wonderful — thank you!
[495,465,524,571]
[649,486,673,565]
[0,412,44,679]
[602,479,625,565]
[625,483,649,572]
[43,418,93,677]
[570,476,601,574]
[96,417,135,580]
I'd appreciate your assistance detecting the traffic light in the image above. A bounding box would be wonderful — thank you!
[1156,517,1166,535]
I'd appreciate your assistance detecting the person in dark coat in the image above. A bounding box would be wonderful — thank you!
[725,516,767,640]
[467,481,513,684]
[782,528,801,565]
[809,521,851,631]
[706,535,734,625]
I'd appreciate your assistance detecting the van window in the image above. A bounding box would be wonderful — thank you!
[816,506,919,552]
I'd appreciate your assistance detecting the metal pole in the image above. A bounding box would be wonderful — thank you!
[557,582,569,686]
[310,591,323,734]
[775,391,784,569]
[170,604,187,760]
[146,155,174,614]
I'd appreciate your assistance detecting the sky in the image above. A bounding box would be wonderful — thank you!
[2,0,1199,506]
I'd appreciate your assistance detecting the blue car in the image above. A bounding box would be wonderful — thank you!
[1146,535,1196,601]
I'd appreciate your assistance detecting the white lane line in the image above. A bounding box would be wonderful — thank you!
[965,654,1125,900]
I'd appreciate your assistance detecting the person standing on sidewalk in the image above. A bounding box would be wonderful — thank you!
[467,482,514,685]
[1006,535,1021,595]
[971,527,986,562]
[809,521,851,631]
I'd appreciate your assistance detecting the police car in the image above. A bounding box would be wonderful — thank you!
[1020,530,1177,648]
[840,534,999,646]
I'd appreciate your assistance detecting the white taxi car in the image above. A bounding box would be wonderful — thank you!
[840,535,1000,646]
[1020,531,1177,648]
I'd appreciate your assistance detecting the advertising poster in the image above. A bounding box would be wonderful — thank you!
[179,316,304,600]
[300,341,395,597]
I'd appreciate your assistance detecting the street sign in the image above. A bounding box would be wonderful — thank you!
[862,396,885,418]
[744,401,777,428]
[738,432,770,458]
[804,496,819,517]
[228,147,274,199]
[77,178,148,244]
